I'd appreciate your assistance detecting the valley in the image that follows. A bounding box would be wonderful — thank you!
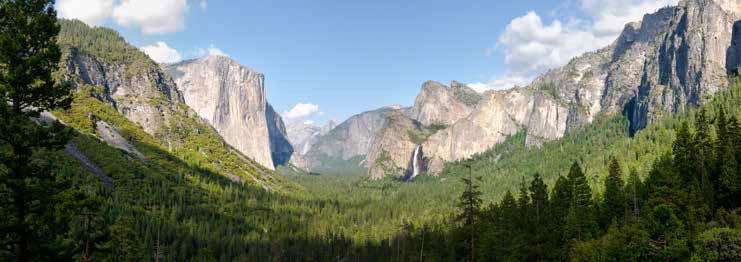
[0,0,740,261]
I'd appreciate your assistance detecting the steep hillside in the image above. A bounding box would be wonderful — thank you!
[56,20,284,189]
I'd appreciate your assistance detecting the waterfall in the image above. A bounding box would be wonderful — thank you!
[411,145,421,179]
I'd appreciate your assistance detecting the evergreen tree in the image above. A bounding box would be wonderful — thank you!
[511,179,531,261]
[550,175,572,257]
[601,157,626,228]
[673,122,698,190]
[456,162,483,262]
[694,108,715,208]
[0,1,76,261]
[625,169,646,224]
[529,173,549,261]
[714,108,738,209]
[564,162,596,242]
[498,191,518,261]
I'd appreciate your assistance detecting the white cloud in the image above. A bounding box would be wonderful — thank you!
[468,73,533,93]
[56,0,115,26]
[200,0,207,10]
[283,103,321,120]
[195,44,229,57]
[140,42,182,63]
[112,0,189,35]
[481,0,678,92]
[580,0,679,36]
[497,12,614,80]
[303,120,315,125]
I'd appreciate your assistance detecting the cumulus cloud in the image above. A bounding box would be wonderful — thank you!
[56,0,115,26]
[497,12,614,81]
[480,0,678,92]
[283,103,321,120]
[112,0,189,35]
[581,0,679,36]
[200,0,207,10]
[195,44,229,57]
[140,42,182,63]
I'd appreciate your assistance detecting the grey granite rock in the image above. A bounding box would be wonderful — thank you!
[164,55,293,170]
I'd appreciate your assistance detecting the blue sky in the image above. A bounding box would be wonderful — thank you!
[56,0,678,125]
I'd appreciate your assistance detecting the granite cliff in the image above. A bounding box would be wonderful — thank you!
[164,56,293,170]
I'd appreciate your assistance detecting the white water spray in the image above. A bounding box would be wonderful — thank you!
[411,145,421,179]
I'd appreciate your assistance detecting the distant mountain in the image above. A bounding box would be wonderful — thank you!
[364,0,741,179]
[291,106,397,175]
[286,120,336,155]
[164,56,293,170]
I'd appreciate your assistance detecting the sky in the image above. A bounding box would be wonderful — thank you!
[55,0,678,126]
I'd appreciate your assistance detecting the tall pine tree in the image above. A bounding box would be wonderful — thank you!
[601,157,626,228]
[456,162,482,262]
[550,175,572,258]
[564,162,596,242]
[625,169,646,224]
[529,173,549,262]
[0,1,76,261]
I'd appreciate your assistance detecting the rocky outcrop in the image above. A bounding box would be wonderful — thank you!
[61,48,183,136]
[94,119,145,160]
[407,81,480,126]
[165,56,293,170]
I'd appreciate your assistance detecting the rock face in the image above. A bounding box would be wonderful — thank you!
[61,48,183,136]
[366,111,425,179]
[368,0,741,178]
[164,56,293,170]
[267,104,294,166]
[407,81,480,126]
[628,0,741,133]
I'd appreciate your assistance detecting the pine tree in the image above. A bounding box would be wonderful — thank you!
[601,157,626,227]
[510,178,531,261]
[550,175,572,257]
[716,139,737,209]
[694,108,715,208]
[625,169,645,224]
[498,191,518,261]
[0,1,74,261]
[529,173,549,262]
[673,122,698,190]
[564,162,595,241]
[456,162,482,262]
